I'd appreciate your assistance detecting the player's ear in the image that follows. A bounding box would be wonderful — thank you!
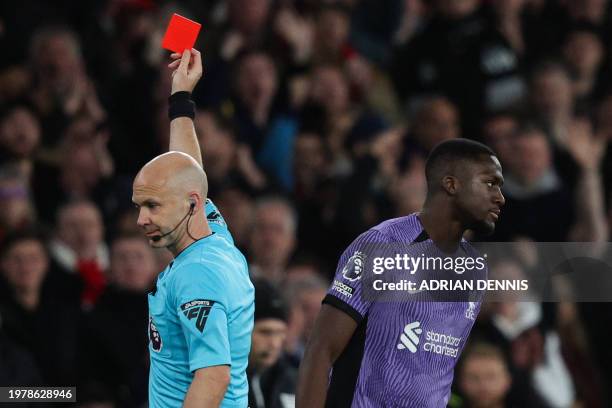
[442,175,459,195]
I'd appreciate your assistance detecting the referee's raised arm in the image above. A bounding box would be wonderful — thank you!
[167,48,204,168]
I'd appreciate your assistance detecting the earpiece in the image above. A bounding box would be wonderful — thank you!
[151,200,197,243]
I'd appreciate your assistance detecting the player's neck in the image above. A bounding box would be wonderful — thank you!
[419,202,464,253]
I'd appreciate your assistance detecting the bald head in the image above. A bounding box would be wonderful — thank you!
[135,151,208,198]
[132,152,213,252]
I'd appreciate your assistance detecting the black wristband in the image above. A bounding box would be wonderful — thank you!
[168,91,196,121]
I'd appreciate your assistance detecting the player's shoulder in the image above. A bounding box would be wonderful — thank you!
[367,213,424,243]
[460,238,483,258]
[342,215,421,257]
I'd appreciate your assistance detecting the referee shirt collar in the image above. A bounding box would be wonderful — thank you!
[173,232,216,263]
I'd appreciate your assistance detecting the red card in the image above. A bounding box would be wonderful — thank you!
[161,14,202,53]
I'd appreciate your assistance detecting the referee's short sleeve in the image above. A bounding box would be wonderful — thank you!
[173,263,231,371]
[205,199,235,245]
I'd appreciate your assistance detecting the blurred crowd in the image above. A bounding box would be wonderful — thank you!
[0,0,612,407]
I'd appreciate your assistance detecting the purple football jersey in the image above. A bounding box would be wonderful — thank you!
[324,214,487,408]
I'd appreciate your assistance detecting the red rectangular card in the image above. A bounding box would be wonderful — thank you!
[161,14,202,53]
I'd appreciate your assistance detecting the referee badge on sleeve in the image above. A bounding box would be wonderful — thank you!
[207,210,226,226]
[181,299,215,332]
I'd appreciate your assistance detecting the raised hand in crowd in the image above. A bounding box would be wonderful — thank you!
[564,117,607,171]
[274,7,314,63]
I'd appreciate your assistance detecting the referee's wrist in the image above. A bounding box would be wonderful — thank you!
[168,91,196,121]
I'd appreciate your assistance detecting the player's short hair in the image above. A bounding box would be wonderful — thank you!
[0,101,37,124]
[514,120,547,139]
[529,59,571,84]
[425,139,496,192]
[317,2,352,17]
[253,278,288,322]
[283,273,329,306]
[232,48,277,82]
[458,342,509,371]
[0,228,49,259]
[254,195,298,234]
[56,199,101,225]
[29,25,82,64]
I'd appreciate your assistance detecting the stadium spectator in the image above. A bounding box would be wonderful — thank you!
[215,187,255,252]
[231,50,298,188]
[31,121,116,224]
[332,125,404,245]
[248,279,297,408]
[491,124,574,241]
[273,5,314,66]
[283,273,328,366]
[596,93,612,227]
[0,166,36,237]
[0,326,41,387]
[489,0,528,56]
[456,343,512,408]
[194,109,238,193]
[473,259,588,408]
[562,23,606,104]
[29,26,106,149]
[488,301,577,407]
[387,154,427,218]
[491,116,608,243]
[290,126,338,261]
[312,4,352,66]
[0,104,41,177]
[563,0,611,27]
[194,109,268,194]
[349,0,405,65]
[80,234,156,408]
[220,0,273,61]
[291,128,330,199]
[405,96,460,155]
[0,229,80,386]
[249,196,297,283]
[482,112,518,167]
[391,0,525,134]
[49,200,108,307]
[528,61,576,147]
[307,64,387,175]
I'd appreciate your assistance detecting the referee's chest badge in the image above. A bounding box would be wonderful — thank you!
[149,316,163,352]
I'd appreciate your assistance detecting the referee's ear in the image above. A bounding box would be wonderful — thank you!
[187,194,202,213]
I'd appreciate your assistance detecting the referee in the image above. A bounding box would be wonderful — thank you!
[133,49,254,408]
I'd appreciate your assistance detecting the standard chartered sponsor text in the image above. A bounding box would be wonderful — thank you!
[423,331,461,358]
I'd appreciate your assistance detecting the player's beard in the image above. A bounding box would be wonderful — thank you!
[469,217,496,236]
[457,202,496,237]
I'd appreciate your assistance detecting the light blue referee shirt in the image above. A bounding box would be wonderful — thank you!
[148,199,254,407]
